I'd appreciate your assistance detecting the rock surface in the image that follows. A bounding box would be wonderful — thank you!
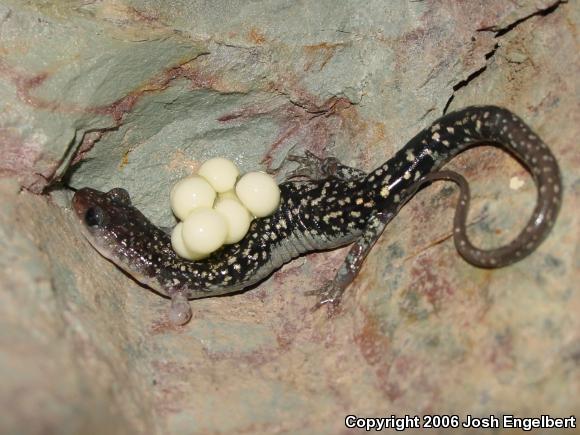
[0,1,578,434]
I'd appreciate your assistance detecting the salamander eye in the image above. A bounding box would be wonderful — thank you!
[85,206,105,227]
[107,188,131,206]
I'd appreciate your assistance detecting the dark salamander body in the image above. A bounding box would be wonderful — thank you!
[73,106,562,324]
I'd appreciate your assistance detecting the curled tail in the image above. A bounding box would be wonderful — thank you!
[384,106,563,268]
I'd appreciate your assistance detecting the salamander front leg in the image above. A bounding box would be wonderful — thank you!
[306,211,395,313]
[169,291,192,326]
[275,150,367,181]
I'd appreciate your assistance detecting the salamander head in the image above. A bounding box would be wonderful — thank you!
[73,187,199,325]
[72,187,173,285]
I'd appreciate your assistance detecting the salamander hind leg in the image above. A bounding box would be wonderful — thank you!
[306,210,395,314]
[277,150,367,181]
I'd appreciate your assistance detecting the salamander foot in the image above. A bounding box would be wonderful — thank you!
[272,150,367,182]
[305,281,345,316]
[284,151,341,180]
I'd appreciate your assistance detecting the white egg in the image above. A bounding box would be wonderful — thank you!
[198,157,240,193]
[214,198,252,244]
[170,176,216,221]
[218,189,239,201]
[170,223,208,260]
[182,208,227,255]
[235,171,281,217]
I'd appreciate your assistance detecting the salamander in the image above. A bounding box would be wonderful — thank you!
[72,106,562,325]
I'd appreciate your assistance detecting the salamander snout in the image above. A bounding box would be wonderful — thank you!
[73,188,104,221]
[72,187,133,230]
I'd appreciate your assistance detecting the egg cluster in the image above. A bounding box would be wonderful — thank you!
[170,158,280,260]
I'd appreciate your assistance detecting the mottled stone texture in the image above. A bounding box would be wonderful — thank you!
[0,1,578,434]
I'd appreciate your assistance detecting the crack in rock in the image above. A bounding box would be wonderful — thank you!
[442,44,499,114]
[442,0,566,114]
[479,0,566,36]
